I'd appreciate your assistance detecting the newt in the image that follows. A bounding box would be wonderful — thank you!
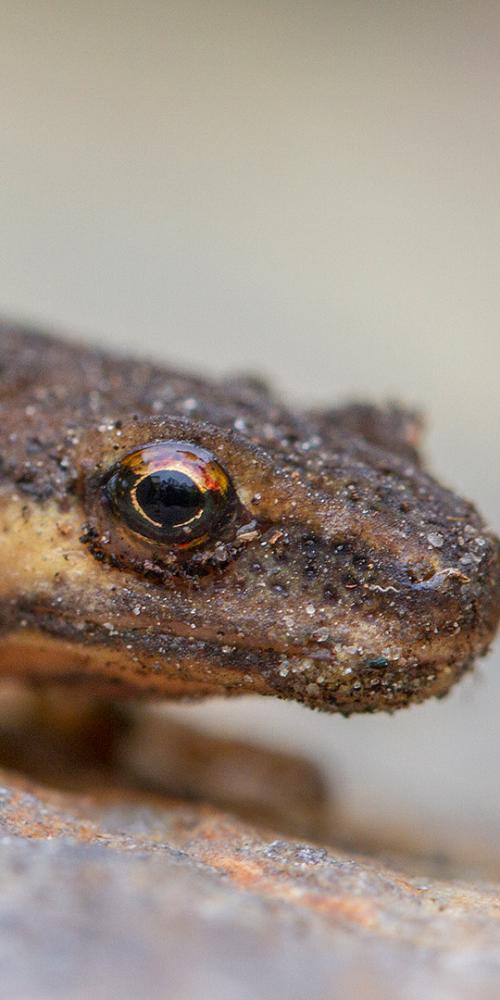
[0,320,499,715]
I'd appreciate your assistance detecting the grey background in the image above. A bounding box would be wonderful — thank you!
[1,1,499,846]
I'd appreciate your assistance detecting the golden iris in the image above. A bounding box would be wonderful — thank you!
[104,441,234,546]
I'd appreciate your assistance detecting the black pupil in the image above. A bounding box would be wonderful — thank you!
[136,470,203,528]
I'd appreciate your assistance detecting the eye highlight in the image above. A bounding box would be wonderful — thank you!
[104,441,235,547]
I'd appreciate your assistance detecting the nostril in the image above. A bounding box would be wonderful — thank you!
[410,566,471,591]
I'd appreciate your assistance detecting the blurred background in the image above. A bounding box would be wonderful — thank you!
[1,1,499,849]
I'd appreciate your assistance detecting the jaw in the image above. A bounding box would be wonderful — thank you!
[0,608,488,714]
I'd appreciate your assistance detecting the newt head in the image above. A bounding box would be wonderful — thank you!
[1,323,499,714]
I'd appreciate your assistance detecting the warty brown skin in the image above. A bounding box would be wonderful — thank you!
[0,321,499,714]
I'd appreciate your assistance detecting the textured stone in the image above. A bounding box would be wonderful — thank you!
[0,768,500,999]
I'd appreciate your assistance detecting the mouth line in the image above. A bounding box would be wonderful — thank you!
[11,609,317,664]
[6,602,353,673]
[6,606,478,680]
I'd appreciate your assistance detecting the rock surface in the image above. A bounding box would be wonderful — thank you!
[1,765,500,1000]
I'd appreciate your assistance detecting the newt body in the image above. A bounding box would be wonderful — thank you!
[0,322,499,714]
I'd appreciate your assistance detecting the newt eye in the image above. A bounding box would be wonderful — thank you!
[104,441,235,547]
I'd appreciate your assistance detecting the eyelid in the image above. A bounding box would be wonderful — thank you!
[76,414,279,516]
